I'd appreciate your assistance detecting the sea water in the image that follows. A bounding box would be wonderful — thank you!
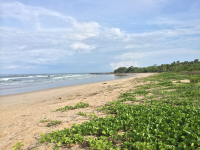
[0,73,130,95]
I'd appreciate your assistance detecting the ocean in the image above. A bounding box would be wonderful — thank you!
[0,73,130,96]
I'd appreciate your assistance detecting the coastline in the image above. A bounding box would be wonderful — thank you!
[0,73,156,150]
[0,73,130,96]
[0,73,155,107]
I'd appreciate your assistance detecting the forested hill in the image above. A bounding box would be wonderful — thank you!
[114,59,200,73]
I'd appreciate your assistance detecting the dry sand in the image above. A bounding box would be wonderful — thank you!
[0,73,156,150]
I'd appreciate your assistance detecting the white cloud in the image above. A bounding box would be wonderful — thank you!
[125,44,151,49]
[115,49,200,63]
[70,43,95,51]
[25,66,36,69]
[110,28,122,36]
[0,2,68,22]
[130,26,200,38]
[0,1,100,40]
[110,61,137,69]
[16,45,27,50]
[4,66,19,69]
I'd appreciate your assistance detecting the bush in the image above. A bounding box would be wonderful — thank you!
[189,75,200,83]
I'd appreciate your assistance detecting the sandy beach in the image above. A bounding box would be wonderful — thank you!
[0,73,156,150]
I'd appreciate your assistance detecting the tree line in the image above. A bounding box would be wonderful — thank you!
[114,59,200,73]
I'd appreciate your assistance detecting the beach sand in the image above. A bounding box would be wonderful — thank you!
[0,73,156,150]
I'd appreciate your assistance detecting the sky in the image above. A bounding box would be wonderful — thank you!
[0,0,200,74]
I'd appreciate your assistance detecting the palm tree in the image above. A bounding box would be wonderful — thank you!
[161,64,164,72]
[166,64,170,71]
[176,61,180,70]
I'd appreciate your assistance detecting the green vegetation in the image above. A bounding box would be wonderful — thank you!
[90,112,98,120]
[74,102,89,108]
[38,72,200,149]
[40,119,50,123]
[54,102,89,111]
[189,75,200,83]
[114,59,200,73]
[46,120,62,127]
[78,111,88,117]
[40,119,62,127]
[12,141,24,150]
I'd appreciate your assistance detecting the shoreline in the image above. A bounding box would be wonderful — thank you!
[0,73,156,150]
[0,73,131,97]
[0,73,155,107]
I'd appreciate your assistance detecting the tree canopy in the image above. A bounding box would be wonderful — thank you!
[114,59,200,73]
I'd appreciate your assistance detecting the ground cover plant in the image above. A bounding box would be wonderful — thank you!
[54,102,89,111]
[12,141,24,150]
[40,119,50,123]
[78,111,88,117]
[46,120,62,127]
[189,75,200,83]
[38,72,200,149]
[40,119,62,127]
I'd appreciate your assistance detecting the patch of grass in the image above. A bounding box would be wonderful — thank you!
[78,111,88,117]
[189,74,200,83]
[55,105,74,111]
[40,119,62,127]
[91,92,98,95]
[90,112,98,120]
[12,141,24,150]
[40,119,50,123]
[158,81,173,86]
[142,84,153,89]
[46,120,62,127]
[134,90,149,96]
[74,102,89,109]
[55,102,89,111]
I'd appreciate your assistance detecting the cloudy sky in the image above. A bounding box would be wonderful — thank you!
[0,0,200,74]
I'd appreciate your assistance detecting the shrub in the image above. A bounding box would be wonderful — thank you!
[189,75,200,83]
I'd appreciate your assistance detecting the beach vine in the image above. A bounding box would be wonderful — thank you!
[54,102,89,111]
[38,72,200,149]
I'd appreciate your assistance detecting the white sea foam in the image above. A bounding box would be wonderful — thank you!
[0,78,11,81]
[36,75,48,78]
[0,74,96,86]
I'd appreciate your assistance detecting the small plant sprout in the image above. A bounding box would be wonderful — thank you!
[77,111,88,117]
[46,120,62,127]
[12,141,24,150]
[40,119,62,127]
[40,119,50,123]
[54,102,89,111]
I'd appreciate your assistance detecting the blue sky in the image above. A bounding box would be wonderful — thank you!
[0,0,200,74]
